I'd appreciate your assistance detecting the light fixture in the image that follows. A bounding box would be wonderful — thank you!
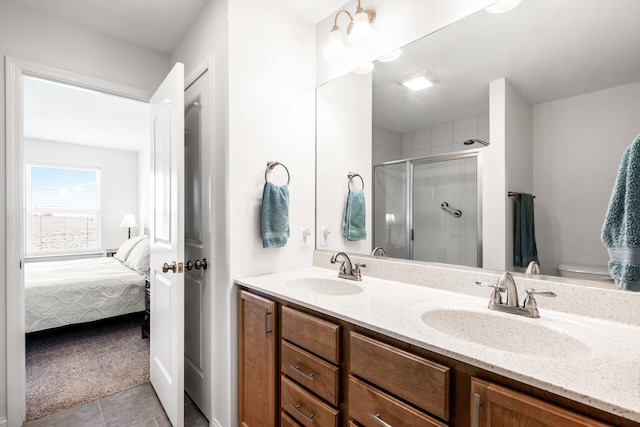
[323,0,376,61]
[353,63,375,74]
[485,0,522,14]
[397,72,435,91]
[377,49,402,63]
[120,214,138,239]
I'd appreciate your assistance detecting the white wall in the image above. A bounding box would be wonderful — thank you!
[0,2,170,422]
[316,0,495,85]
[317,72,373,254]
[533,81,640,275]
[505,81,533,271]
[401,115,489,159]
[24,139,139,251]
[372,126,402,164]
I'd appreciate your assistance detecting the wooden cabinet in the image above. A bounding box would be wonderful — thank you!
[470,378,610,427]
[280,306,341,426]
[239,290,277,427]
[237,287,638,427]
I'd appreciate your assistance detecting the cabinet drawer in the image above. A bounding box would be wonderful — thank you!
[281,306,340,364]
[350,332,450,420]
[281,340,340,406]
[349,376,447,427]
[281,376,339,427]
[281,411,302,427]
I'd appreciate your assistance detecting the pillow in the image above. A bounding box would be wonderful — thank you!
[114,235,146,263]
[125,237,150,273]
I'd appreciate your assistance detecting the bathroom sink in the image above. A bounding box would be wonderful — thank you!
[420,309,590,358]
[285,277,363,296]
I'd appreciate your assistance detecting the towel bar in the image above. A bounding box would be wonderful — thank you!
[347,172,364,191]
[265,161,290,185]
[508,191,535,198]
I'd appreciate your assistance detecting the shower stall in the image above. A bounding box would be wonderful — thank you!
[373,151,482,267]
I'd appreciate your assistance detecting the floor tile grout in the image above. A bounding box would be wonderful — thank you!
[97,400,107,427]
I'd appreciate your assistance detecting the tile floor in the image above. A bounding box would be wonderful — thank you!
[23,383,208,427]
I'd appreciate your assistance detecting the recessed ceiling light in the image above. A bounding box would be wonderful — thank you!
[353,63,375,74]
[377,49,402,63]
[397,72,435,91]
[485,0,522,14]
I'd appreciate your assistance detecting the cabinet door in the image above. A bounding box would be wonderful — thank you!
[470,378,610,427]
[239,290,277,427]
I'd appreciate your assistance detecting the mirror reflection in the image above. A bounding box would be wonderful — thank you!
[316,0,640,285]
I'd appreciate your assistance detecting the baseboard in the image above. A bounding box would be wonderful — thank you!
[0,417,8,427]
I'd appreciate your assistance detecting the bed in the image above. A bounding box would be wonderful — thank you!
[25,236,150,333]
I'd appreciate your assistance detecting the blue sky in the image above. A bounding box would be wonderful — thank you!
[30,165,98,211]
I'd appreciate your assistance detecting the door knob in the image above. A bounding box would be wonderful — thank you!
[185,261,193,271]
[162,262,177,273]
[194,258,208,270]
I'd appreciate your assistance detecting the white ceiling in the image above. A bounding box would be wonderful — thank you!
[272,0,347,23]
[23,76,149,152]
[11,0,209,54]
[371,0,640,134]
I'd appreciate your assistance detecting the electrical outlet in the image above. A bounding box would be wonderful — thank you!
[300,226,310,248]
[320,225,331,246]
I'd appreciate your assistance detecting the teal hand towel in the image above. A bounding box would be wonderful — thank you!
[342,190,366,241]
[514,193,538,268]
[261,182,290,248]
[602,134,640,291]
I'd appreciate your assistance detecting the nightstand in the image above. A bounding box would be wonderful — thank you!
[106,248,118,257]
[142,273,150,339]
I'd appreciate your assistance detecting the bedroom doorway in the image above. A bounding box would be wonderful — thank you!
[7,57,214,427]
[20,67,152,423]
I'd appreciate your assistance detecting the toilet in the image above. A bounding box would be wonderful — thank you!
[557,263,613,282]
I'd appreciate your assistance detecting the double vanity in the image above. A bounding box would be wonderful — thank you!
[237,252,640,427]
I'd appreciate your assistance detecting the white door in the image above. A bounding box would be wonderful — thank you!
[150,62,185,427]
[183,67,212,419]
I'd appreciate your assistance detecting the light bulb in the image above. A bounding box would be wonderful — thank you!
[348,11,374,45]
[323,26,348,61]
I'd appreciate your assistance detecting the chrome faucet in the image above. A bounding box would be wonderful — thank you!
[330,252,366,281]
[475,271,556,318]
[371,247,386,256]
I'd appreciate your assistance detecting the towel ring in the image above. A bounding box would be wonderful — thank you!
[347,172,364,191]
[265,161,290,185]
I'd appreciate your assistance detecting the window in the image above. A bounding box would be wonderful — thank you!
[26,164,101,254]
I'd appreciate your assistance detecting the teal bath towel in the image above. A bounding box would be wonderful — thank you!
[602,134,640,291]
[261,182,290,248]
[514,193,538,268]
[342,190,366,241]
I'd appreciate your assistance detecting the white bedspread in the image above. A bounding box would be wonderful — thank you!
[25,257,146,333]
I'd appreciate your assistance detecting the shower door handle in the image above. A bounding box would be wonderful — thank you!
[441,202,462,218]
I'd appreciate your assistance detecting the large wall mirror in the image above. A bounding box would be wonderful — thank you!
[316,0,640,286]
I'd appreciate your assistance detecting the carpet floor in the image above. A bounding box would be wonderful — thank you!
[26,313,150,422]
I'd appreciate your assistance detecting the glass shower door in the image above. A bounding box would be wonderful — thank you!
[412,156,478,267]
[373,163,408,259]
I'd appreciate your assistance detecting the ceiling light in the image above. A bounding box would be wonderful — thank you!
[353,63,375,74]
[323,0,376,61]
[377,49,402,63]
[397,72,435,91]
[485,0,522,14]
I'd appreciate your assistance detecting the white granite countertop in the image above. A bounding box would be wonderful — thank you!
[236,266,640,423]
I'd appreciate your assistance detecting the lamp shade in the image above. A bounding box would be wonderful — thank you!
[120,214,138,228]
[348,11,375,45]
[323,26,348,61]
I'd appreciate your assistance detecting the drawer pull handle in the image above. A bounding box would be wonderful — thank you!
[264,308,272,337]
[289,364,315,381]
[473,393,481,427]
[290,403,314,423]
[367,412,393,427]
